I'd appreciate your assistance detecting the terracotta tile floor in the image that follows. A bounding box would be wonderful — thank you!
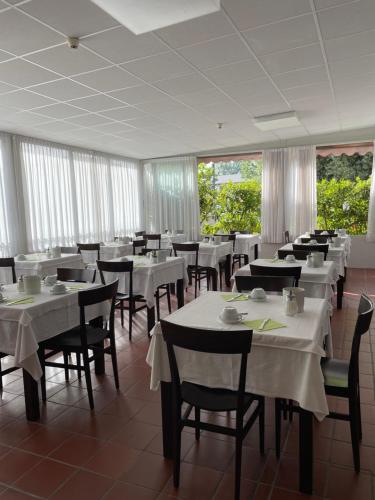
[0,268,374,499]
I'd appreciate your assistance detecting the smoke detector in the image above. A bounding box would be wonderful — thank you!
[217,122,224,130]
[67,37,80,49]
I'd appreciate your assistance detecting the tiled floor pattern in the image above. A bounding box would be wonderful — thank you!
[0,268,374,499]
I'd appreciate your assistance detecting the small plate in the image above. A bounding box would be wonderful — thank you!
[218,313,243,324]
[250,296,267,302]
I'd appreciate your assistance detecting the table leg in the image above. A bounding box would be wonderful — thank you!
[210,268,218,291]
[254,244,259,260]
[299,408,313,494]
[90,317,105,375]
[23,369,40,421]
[161,381,173,459]
[337,276,344,310]
[170,283,176,295]
[176,278,184,309]
[244,254,249,265]
[147,306,155,336]
[225,254,231,287]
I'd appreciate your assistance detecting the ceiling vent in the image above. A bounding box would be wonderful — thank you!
[253,111,300,131]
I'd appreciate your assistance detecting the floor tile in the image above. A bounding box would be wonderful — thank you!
[83,441,141,479]
[0,450,41,485]
[161,462,223,499]
[50,470,113,500]
[121,451,173,491]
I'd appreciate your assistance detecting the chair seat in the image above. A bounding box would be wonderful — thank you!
[321,358,349,388]
[42,325,107,349]
[181,381,255,412]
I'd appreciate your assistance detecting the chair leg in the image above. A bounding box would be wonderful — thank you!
[121,300,124,327]
[172,409,182,488]
[83,350,94,410]
[167,285,171,314]
[288,399,294,422]
[259,397,265,454]
[234,434,243,500]
[128,299,133,342]
[195,407,200,441]
[357,385,362,441]
[63,352,69,381]
[156,291,160,321]
[275,398,282,459]
[206,272,210,291]
[38,348,47,402]
[110,340,120,390]
[349,395,360,473]
[0,357,2,391]
[194,276,198,298]
[77,353,81,380]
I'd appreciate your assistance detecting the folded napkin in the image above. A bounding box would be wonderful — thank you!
[5,297,34,305]
[221,293,249,302]
[242,318,286,332]
[264,258,281,263]
[66,285,85,290]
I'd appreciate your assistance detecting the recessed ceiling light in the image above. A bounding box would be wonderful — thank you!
[253,111,300,131]
[90,0,221,35]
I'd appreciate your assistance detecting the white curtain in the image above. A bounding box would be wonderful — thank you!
[16,136,142,251]
[367,142,375,241]
[143,156,200,240]
[261,146,317,243]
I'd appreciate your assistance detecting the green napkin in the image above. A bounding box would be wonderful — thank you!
[221,293,249,302]
[242,319,286,332]
[5,297,34,305]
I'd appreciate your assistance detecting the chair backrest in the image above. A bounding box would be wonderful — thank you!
[0,257,16,283]
[301,236,328,244]
[97,259,133,297]
[236,275,295,293]
[310,234,337,241]
[144,234,161,249]
[250,263,301,286]
[292,244,329,259]
[284,230,290,243]
[60,246,79,254]
[277,249,309,260]
[176,229,184,234]
[133,239,146,255]
[173,243,199,268]
[135,231,146,237]
[217,234,236,250]
[348,294,374,389]
[57,268,96,283]
[314,229,337,236]
[160,319,252,410]
[77,243,100,261]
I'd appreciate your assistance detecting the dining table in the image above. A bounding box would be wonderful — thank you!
[95,255,187,333]
[147,291,332,495]
[233,258,340,310]
[233,234,261,261]
[143,233,186,250]
[0,281,108,421]
[100,242,133,260]
[0,253,84,284]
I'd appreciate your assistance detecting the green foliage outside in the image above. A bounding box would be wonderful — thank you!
[198,154,373,236]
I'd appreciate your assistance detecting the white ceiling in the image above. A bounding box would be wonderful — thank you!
[0,0,373,159]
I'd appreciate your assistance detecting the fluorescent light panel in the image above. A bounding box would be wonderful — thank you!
[90,0,221,35]
[253,111,300,131]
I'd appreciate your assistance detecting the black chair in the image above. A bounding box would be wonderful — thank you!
[144,234,161,250]
[284,231,290,243]
[250,263,301,287]
[310,233,337,240]
[135,230,146,237]
[301,236,328,244]
[133,239,146,255]
[292,244,329,260]
[173,243,210,298]
[236,275,295,293]
[77,243,100,263]
[176,229,184,234]
[0,258,19,388]
[39,281,120,410]
[277,249,309,260]
[218,234,240,289]
[160,319,264,500]
[57,268,96,283]
[314,229,337,236]
[97,260,147,341]
[60,246,78,254]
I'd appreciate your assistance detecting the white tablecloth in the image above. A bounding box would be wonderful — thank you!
[96,256,187,307]
[147,292,331,421]
[233,259,339,305]
[144,234,186,250]
[280,243,346,276]
[0,282,108,380]
[179,242,233,272]
[100,243,133,260]
[234,234,261,258]
[0,254,84,284]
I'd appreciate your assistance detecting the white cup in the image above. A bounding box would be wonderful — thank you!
[51,247,61,258]
[250,288,266,300]
[309,239,317,245]
[283,287,305,313]
[285,254,296,262]
[16,254,26,261]
[44,275,57,286]
[24,275,41,294]
[221,306,244,323]
[51,282,67,294]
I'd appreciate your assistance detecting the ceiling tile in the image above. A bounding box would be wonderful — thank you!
[26,45,109,77]
[314,0,359,9]
[109,84,167,104]
[204,58,266,86]
[20,0,119,37]
[261,44,324,74]
[5,111,51,126]
[330,52,375,78]
[0,59,57,87]
[98,106,146,121]
[31,79,96,100]
[134,98,190,115]
[0,89,55,110]
[317,0,375,40]
[0,81,18,94]
[199,101,251,121]
[273,65,328,89]
[325,29,375,61]
[177,88,227,107]
[92,122,135,134]
[33,103,84,119]
[243,14,318,55]
[222,77,279,100]
[155,73,214,96]
[73,66,142,92]
[156,11,234,48]
[66,113,113,126]
[0,9,63,55]
[222,0,311,31]
[68,94,123,112]
[36,120,82,133]
[83,26,166,63]
[283,81,332,100]
[122,52,192,83]
[0,49,13,62]
[179,35,251,70]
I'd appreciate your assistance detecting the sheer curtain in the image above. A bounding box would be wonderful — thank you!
[367,142,375,241]
[143,156,200,240]
[261,146,317,243]
[16,136,142,251]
